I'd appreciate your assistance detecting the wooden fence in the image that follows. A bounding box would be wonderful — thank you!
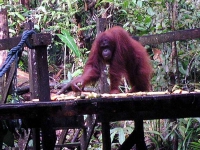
[0,19,200,150]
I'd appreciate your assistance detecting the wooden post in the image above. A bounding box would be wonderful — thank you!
[80,115,96,150]
[26,21,56,150]
[0,8,9,149]
[135,118,147,150]
[35,45,50,102]
[25,22,39,101]
[25,21,41,150]
[34,36,56,150]
[102,121,111,150]
[97,18,106,35]
[96,18,111,150]
[96,18,109,94]
[0,8,9,103]
[118,116,147,150]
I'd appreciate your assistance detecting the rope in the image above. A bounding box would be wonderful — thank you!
[0,30,36,77]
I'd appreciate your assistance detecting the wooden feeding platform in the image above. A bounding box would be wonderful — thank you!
[1,22,200,149]
[1,91,200,150]
[1,91,200,122]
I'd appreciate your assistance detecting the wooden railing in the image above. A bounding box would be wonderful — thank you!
[0,19,200,150]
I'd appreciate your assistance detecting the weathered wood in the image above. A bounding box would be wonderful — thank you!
[102,121,111,150]
[25,21,40,150]
[28,42,38,100]
[55,130,68,150]
[35,45,50,102]
[97,18,107,34]
[96,18,110,93]
[41,115,56,150]
[32,128,40,150]
[0,37,20,50]
[0,93,199,121]
[139,28,200,45]
[29,47,40,150]
[35,44,55,149]
[80,115,96,150]
[32,33,51,46]
[118,118,147,150]
[18,129,31,150]
[0,9,9,39]
[55,143,80,148]
[0,93,199,149]
[80,127,87,150]
[135,118,147,150]
[0,8,9,102]
[53,116,84,128]
[118,129,137,150]
[0,28,199,51]
[1,62,16,103]
[0,34,51,51]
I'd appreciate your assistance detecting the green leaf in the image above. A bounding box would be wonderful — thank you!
[179,63,187,75]
[66,0,72,11]
[72,69,83,77]
[132,0,137,4]
[43,14,47,23]
[123,1,129,8]
[178,125,186,138]
[15,12,25,21]
[118,128,125,145]
[110,130,117,142]
[147,7,155,16]
[136,0,143,7]
[37,6,46,13]
[67,71,73,81]
[57,29,81,58]
[190,142,200,149]
[135,26,146,31]
[145,16,152,23]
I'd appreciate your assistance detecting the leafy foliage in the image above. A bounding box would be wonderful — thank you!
[57,29,81,58]
[2,0,200,149]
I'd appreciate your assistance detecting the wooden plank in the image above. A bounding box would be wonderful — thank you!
[1,61,16,104]
[18,129,31,150]
[0,34,51,51]
[32,33,51,46]
[35,45,50,102]
[80,115,96,150]
[35,43,55,150]
[0,37,20,50]
[96,18,110,93]
[0,8,9,102]
[0,28,199,51]
[25,22,40,150]
[101,121,111,150]
[55,143,80,148]
[28,49,38,100]
[139,28,200,45]
[118,118,147,150]
[55,130,68,150]
[0,93,199,120]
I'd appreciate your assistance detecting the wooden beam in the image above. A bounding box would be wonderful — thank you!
[1,61,16,103]
[0,33,51,51]
[139,28,200,45]
[0,93,200,121]
[1,28,199,51]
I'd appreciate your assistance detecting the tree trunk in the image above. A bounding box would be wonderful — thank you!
[0,8,9,102]
[20,0,30,9]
